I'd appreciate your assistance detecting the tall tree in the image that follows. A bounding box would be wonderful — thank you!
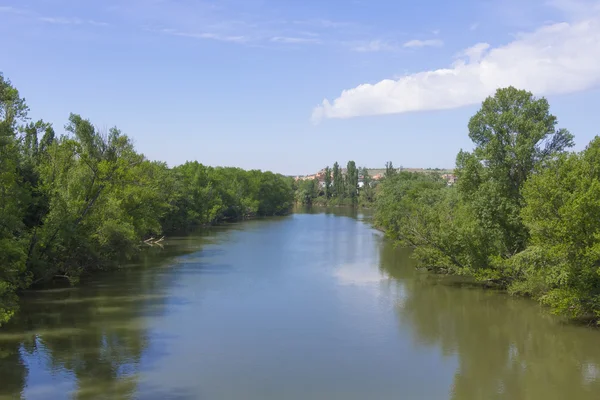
[324,166,332,199]
[456,86,573,267]
[0,74,30,325]
[332,162,343,198]
[346,161,358,202]
[359,167,375,204]
[385,161,396,178]
[510,136,600,319]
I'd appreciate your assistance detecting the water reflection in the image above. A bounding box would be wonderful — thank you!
[378,239,600,400]
[1,212,600,400]
[0,234,208,400]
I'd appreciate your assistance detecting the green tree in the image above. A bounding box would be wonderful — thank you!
[385,161,396,179]
[332,162,343,198]
[455,87,573,279]
[0,74,29,326]
[345,161,358,202]
[324,166,332,199]
[296,179,319,205]
[509,137,600,319]
[359,167,375,205]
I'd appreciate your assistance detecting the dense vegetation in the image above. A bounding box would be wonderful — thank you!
[375,87,600,323]
[0,74,294,326]
[295,161,380,207]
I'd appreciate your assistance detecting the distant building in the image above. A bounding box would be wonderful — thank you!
[442,174,457,185]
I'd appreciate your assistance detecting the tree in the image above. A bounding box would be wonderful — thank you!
[324,166,332,199]
[455,87,573,277]
[375,87,575,287]
[509,137,600,319]
[332,162,343,198]
[359,167,375,205]
[345,161,358,202]
[0,74,30,325]
[296,179,319,205]
[385,161,396,179]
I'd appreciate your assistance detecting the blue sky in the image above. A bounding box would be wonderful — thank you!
[2,0,600,175]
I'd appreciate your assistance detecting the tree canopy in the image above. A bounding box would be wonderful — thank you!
[375,87,600,323]
[0,73,294,326]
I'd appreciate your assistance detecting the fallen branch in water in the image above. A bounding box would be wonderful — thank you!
[143,236,166,247]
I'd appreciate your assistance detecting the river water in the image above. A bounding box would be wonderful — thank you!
[1,208,599,400]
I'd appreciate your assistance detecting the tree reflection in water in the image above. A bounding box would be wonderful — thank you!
[378,240,600,400]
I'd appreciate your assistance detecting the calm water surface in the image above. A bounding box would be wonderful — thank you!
[1,208,600,399]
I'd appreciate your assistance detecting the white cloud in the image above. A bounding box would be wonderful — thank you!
[312,17,600,122]
[270,36,321,44]
[351,40,399,52]
[403,39,444,48]
[470,22,480,31]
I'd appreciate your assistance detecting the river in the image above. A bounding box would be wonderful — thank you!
[1,208,599,399]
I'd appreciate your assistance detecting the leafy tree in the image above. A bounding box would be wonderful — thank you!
[359,167,375,205]
[296,179,319,205]
[385,161,396,179]
[0,74,29,325]
[323,166,332,199]
[0,72,297,326]
[375,87,578,300]
[455,87,573,278]
[332,162,343,198]
[345,161,358,202]
[509,137,600,319]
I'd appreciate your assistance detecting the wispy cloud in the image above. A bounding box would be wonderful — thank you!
[351,40,399,52]
[159,28,248,43]
[270,36,321,44]
[0,5,26,14]
[0,6,108,27]
[38,17,109,27]
[470,22,480,31]
[312,15,600,122]
[292,19,354,29]
[403,39,444,48]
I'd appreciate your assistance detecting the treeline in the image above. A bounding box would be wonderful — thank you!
[375,87,600,323]
[295,160,393,206]
[0,74,294,326]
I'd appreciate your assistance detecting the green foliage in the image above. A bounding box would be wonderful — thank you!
[458,87,573,265]
[508,137,600,319]
[0,73,294,326]
[374,87,599,322]
[295,179,320,205]
[296,161,377,207]
[359,167,375,206]
[323,166,332,199]
[332,162,343,198]
[384,161,396,179]
[345,161,358,202]
[0,74,29,325]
